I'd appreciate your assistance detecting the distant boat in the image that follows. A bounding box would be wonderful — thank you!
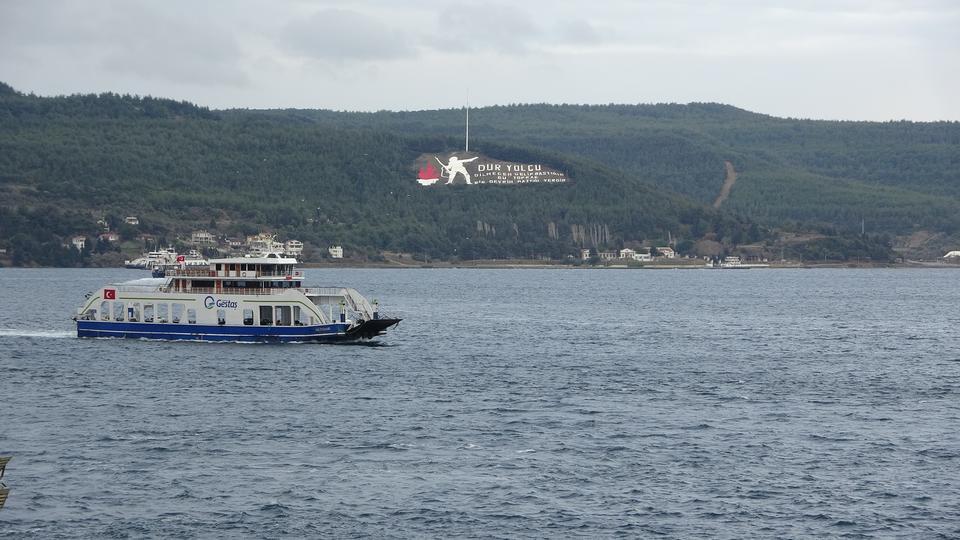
[124,247,178,269]
[719,256,770,269]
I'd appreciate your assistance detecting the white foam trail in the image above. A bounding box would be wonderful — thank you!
[0,329,74,338]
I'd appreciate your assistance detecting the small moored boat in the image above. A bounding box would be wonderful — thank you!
[75,255,400,342]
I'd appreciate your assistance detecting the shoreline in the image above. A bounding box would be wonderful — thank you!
[296,260,960,270]
[2,260,958,270]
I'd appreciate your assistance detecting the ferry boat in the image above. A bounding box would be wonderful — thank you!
[75,255,400,342]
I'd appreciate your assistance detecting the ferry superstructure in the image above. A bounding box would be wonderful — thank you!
[75,255,400,342]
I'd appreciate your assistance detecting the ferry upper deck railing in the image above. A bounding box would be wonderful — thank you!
[153,286,357,299]
[164,268,304,279]
[162,287,315,296]
[111,283,337,297]
[164,267,211,277]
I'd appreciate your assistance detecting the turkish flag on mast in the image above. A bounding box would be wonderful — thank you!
[104,289,116,300]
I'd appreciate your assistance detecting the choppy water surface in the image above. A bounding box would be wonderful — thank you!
[1,268,959,538]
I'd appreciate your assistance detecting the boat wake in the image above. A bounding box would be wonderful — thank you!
[0,329,75,339]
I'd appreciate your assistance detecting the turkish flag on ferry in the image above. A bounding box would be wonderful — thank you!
[104,289,116,300]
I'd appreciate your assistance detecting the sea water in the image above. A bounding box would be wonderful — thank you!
[1,268,959,538]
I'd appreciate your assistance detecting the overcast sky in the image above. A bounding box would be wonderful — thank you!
[1,0,957,120]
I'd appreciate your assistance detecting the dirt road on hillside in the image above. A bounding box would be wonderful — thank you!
[712,161,737,208]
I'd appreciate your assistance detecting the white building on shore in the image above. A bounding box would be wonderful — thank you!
[657,247,676,259]
[284,240,304,258]
[247,233,284,255]
[191,230,216,245]
[328,245,343,259]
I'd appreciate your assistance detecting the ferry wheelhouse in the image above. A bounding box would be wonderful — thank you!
[75,255,400,342]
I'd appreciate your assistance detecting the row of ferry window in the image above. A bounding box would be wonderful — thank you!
[90,301,195,323]
[87,301,317,326]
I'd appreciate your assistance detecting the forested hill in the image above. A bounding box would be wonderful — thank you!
[0,85,775,267]
[241,104,960,244]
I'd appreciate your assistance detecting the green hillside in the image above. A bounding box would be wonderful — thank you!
[1,85,772,266]
[258,104,960,238]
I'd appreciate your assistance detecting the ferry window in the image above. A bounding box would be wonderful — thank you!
[187,309,197,324]
[217,309,226,326]
[276,305,291,326]
[114,302,125,321]
[143,304,154,323]
[100,301,110,321]
[259,305,273,326]
[83,308,97,320]
[157,303,168,323]
[293,306,302,326]
[128,303,140,322]
[172,303,184,323]
[243,309,254,326]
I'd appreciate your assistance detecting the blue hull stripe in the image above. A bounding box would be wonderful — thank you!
[76,321,352,343]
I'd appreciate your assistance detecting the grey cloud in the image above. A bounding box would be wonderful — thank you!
[283,9,418,61]
[0,0,249,87]
[430,3,541,54]
[553,19,605,45]
[99,9,249,86]
[0,0,956,119]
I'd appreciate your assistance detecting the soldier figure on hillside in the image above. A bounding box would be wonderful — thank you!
[437,155,479,185]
